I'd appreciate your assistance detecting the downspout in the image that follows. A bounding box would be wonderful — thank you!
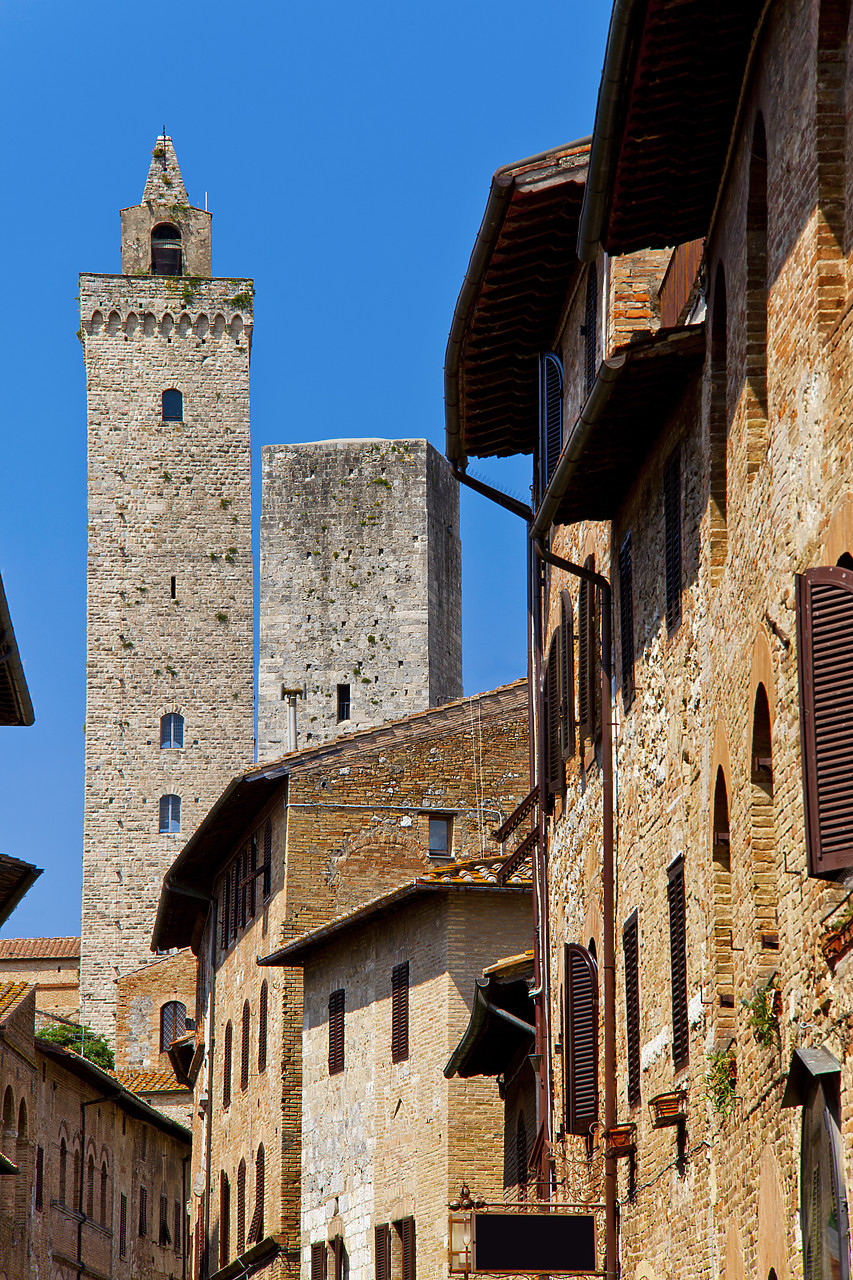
[182,1152,190,1280]
[204,896,217,1279]
[532,538,616,1280]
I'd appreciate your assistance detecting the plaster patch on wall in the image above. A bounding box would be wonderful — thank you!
[641,1024,670,1071]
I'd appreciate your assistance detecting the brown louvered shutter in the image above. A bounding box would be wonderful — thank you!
[223,1021,232,1108]
[375,1224,391,1280]
[560,590,575,760]
[667,858,689,1069]
[312,1243,328,1280]
[329,989,345,1074]
[139,1184,148,1237]
[241,1000,250,1091]
[258,979,268,1073]
[174,1199,182,1255]
[578,557,598,743]
[391,962,409,1062]
[333,1235,345,1280]
[119,1193,127,1257]
[230,861,239,940]
[619,533,635,707]
[238,850,247,929]
[539,352,564,493]
[248,1145,264,1243]
[584,265,598,394]
[263,820,272,899]
[248,836,257,919]
[623,912,640,1107]
[221,876,230,950]
[664,449,682,632]
[400,1217,416,1280]
[220,1172,230,1264]
[236,1161,246,1256]
[564,944,599,1136]
[545,635,561,796]
[796,567,853,874]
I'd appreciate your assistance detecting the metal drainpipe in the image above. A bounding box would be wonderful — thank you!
[182,1152,190,1280]
[533,537,615,1280]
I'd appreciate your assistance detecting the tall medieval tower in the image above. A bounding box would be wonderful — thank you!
[80,137,255,1039]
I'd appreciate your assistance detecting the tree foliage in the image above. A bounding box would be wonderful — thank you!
[38,1022,114,1071]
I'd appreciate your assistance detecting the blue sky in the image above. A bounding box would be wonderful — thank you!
[0,0,609,938]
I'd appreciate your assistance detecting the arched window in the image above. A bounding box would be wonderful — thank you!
[160,712,184,748]
[709,264,728,582]
[241,1000,250,1091]
[249,1145,264,1244]
[87,1152,95,1219]
[151,223,182,276]
[751,685,777,964]
[159,794,181,833]
[59,1136,67,1203]
[236,1160,246,1256]
[223,1021,233,1109]
[746,114,769,472]
[161,389,183,422]
[712,768,734,1021]
[584,265,598,395]
[73,1146,81,1211]
[14,1099,28,1219]
[100,1159,109,1227]
[160,1000,187,1051]
[258,980,268,1074]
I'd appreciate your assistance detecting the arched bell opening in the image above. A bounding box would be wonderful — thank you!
[151,223,182,276]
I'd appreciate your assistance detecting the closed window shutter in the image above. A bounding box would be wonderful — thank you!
[258,979,268,1072]
[623,913,641,1107]
[391,962,409,1062]
[248,837,257,919]
[174,1199,182,1255]
[585,266,598,394]
[329,989,345,1074]
[173,713,184,748]
[238,850,246,929]
[312,1243,328,1280]
[139,1185,148,1237]
[220,1173,231,1265]
[333,1235,345,1280]
[160,1193,171,1246]
[375,1224,391,1280]
[544,636,561,796]
[619,534,635,707]
[263,820,272,899]
[161,1003,174,1051]
[564,943,599,1136]
[667,858,689,1069]
[578,557,598,743]
[400,1217,416,1280]
[221,877,230,950]
[664,449,682,632]
[241,1001,250,1091]
[231,862,239,940]
[35,1144,44,1210]
[560,590,575,760]
[539,352,564,492]
[797,567,853,873]
[120,1193,127,1257]
[236,1161,246,1255]
[223,1021,232,1108]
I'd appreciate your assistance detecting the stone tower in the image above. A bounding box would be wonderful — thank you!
[258,438,462,757]
[80,136,255,1039]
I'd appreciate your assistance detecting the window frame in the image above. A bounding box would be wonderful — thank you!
[159,794,181,834]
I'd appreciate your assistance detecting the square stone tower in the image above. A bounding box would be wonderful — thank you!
[258,438,462,756]
[79,136,255,1039]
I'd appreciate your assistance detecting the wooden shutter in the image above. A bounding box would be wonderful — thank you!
[236,1161,246,1256]
[544,636,561,796]
[400,1217,416,1280]
[248,836,257,919]
[560,590,575,760]
[223,1021,232,1108]
[35,1144,43,1210]
[221,876,230,950]
[375,1224,391,1280]
[174,1199,182,1255]
[329,989,345,1074]
[391,962,409,1062]
[312,1242,328,1280]
[539,352,564,492]
[667,858,689,1069]
[248,1145,264,1243]
[797,567,853,874]
[241,1001,250,1091]
[585,266,598,394]
[258,979,268,1073]
[664,449,682,631]
[623,912,640,1106]
[220,1173,231,1265]
[333,1235,345,1280]
[160,1193,171,1246]
[619,534,635,706]
[578,557,598,743]
[230,862,239,941]
[237,850,246,929]
[564,943,599,1136]
[120,1193,127,1257]
[263,820,272,899]
[139,1184,148,1237]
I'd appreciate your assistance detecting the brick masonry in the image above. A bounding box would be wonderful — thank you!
[258,438,462,758]
[79,137,255,1040]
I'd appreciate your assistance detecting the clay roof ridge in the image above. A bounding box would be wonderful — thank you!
[0,936,80,960]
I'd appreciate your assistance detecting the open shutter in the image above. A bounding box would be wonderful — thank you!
[375,1224,390,1280]
[258,979,268,1073]
[564,943,599,1136]
[263,820,272,899]
[619,534,635,706]
[584,266,598,394]
[664,449,682,632]
[539,352,564,494]
[560,590,576,760]
[391,962,409,1062]
[333,1236,345,1280]
[236,1162,246,1255]
[248,1146,264,1244]
[400,1218,416,1280]
[623,912,640,1106]
[545,636,561,796]
[248,836,257,919]
[667,858,689,1069]
[797,567,853,874]
[312,1243,328,1280]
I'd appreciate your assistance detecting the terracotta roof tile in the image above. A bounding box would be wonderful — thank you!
[0,981,31,1020]
[0,937,80,961]
[114,1066,189,1094]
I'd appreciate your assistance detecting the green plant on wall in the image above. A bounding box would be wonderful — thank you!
[743,982,781,1048]
[705,1048,737,1117]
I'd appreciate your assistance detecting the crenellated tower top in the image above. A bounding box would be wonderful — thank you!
[120,134,212,278]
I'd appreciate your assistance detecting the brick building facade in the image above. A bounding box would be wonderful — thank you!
[151,679,529,1278]
[0,937,80,1026]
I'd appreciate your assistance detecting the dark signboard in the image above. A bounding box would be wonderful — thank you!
[472,1210,597,1274]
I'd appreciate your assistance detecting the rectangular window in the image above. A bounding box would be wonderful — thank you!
[312,1242,328,1280]
[337,684,351,722]
[619,533,635,706]
[329,988,345,1075]
[139,1184,148,1238]
[35,1144,44,1210]
[623,912,640,1107]
[170,575,177,599]
[427,816,451,857]
[391,962,409,1062]
[120,1193,128,1257]
[664,448,682,632]
[667,857,689,1069]
[375,1224,391,1280]
[394,1217,416,1280]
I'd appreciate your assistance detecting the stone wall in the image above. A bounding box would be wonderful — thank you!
[258,438,462,759]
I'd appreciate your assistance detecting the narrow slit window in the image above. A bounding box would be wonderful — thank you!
[161,389,183,422]
[159,794,181,833]
[428,816,451,857]
[160,712,184,749]
[337,683,351,722]
[170,575,177,599]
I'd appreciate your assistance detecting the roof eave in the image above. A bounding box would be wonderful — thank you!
[0,573,34,727]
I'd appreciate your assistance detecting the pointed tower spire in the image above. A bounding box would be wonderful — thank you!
[142,134,189,204]
[120,133,212,277]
